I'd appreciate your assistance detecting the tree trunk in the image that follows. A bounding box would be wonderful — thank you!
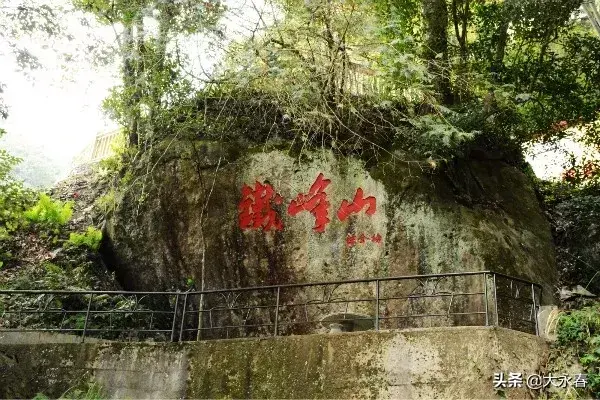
[134,13,145,147]
[491,19,509,82]
[122,23,138,147]
[422,0,453,104]
[146,1,175,142]
[452,0,469,62]
[452,0,470,101]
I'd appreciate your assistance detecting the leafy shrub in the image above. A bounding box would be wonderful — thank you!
[95,130,129,179]
[34,381,105,400]
[540,181,600,294]
[66,227,103,251]
[24,193,73,227]
[0,130,36,265]
[555,303,600,397]
[40,262,80,290]
[0,182,33,234]
[61,382,105,400]
[95,189,116,215]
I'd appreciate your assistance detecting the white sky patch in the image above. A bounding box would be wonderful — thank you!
[526,139,583,180]
[525,128,600,180]
[0,0,271,184]
[0,0,121,178]
[0,64,119,165]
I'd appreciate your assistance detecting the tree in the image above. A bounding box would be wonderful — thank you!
[422,0,452,104]
[74,0,224,147]
[0,1,63,118]
[0,129,34,244]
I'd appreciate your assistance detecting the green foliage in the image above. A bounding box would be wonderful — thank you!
[0,142,19,180]
[60,382,104,400]
[66,227,103,251]
[64,0,600,164]
[39,262,79,290]
[409,114,474,157]
[0,254,163,341]
[34,381,105,400]
[554,303,600,397]
[95,130,129,179]
[24,194,73,228]
[539,180,600,294]
[202,0,481,160]
[75,0,225,149]
[470,1,600,142]
[364,0,600,160]
[3,259,109,292]
[95,189,117,215]
[0,130,36,265]
[0,178,32,239]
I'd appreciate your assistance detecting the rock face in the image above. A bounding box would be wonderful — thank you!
[102,140,556,310]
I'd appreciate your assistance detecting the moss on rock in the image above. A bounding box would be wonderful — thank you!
[101,140,556,306]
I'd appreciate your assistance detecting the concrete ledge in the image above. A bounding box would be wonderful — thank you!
[0,331,109,344]
[0,326,548,399]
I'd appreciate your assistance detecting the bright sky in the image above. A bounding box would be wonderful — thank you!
[0,62,119,164]
[0,2,120,177]
[526,129,600,180]
[0,0,270,181]
[526,140,578,180]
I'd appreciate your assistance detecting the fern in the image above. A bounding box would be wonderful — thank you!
[24,194,73,227]
[66,227,103,251]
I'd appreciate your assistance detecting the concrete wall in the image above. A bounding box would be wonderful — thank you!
[0,326,548,399]
[0,332,108,345]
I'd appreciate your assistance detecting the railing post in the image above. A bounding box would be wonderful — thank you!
[81,294,93,343]
[170,293,180,342]
[197,292,205,342]
[274,287,280,336]
[179,292,189,342]
[484,273,489,326]
[531,283,539,336]
[375,280,380,331]
[492,273,499,326]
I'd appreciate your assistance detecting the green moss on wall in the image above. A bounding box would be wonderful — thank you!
[1,327,548,399]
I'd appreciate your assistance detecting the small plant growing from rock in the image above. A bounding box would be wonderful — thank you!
[33,381,105,400]
[66,227,103,251]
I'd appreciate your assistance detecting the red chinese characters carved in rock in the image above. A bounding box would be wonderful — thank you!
[238,175,382,246]
[287,173,332,233]
[238,181,284,231]
[337,188,376,221]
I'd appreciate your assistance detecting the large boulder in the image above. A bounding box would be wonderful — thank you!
[102,140,556,326]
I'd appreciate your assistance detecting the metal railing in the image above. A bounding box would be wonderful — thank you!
[0,271,542,343]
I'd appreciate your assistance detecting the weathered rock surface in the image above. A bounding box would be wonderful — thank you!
[102,140,556,305]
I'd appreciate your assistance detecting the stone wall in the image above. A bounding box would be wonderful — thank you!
[0,326,548,399]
